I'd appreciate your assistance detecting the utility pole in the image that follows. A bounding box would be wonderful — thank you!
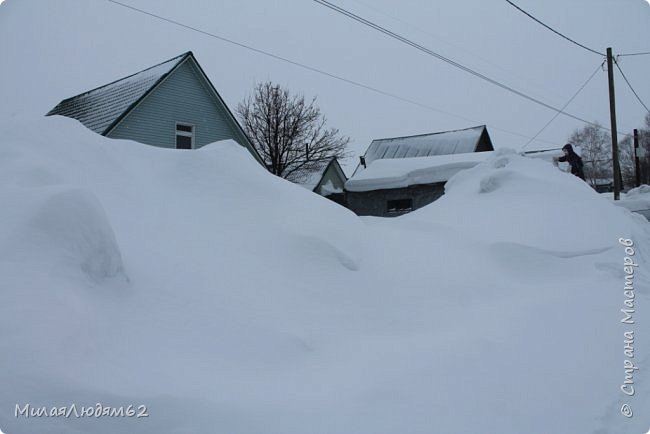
[634,129,641,188]
[606,47,621,200]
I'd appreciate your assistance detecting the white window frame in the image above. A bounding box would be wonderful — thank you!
[175,122,195,149]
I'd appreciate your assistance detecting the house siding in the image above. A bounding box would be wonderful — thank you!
[315,164,346,195]
[345,183,445,217]
[107,59,246,149]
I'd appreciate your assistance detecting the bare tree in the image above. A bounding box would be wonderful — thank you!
[568,122,612,187]
[568,118,650,189]
[619,135,636,188]
[638,113,650,185]
[237,81,350,182]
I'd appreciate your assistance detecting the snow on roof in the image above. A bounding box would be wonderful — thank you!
[296,165,329,191]
[362,125,488,167]
[295,158,346,192]
[346,151,492,192]
[320,179,343,195]
[46,52,191,134]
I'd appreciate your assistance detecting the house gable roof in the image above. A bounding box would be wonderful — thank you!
[177,53,264,165]
[365,125,489,164]
[47,52,191,135]
[46,52,264,165]
[352,125,492,177]
[297,158,347,193]
[321,158,347,189]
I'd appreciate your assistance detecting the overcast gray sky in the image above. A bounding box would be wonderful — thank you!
[1,0,649,173]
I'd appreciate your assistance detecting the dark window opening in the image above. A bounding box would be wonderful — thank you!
[176,135,192,149]
[175,123,194,149]
[387,198,413,213]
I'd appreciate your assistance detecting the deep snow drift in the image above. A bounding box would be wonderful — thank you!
[609,185,650,221]
[1,117,650,434]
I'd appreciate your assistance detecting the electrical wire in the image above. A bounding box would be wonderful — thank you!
[614,59,650,115]
[104,0,560,145]
[618,51,650,58]
[346,0,567,103]
[107,0,627,145]
[313,0,614,134]
[504,0,604,56]
[522,62,603,150]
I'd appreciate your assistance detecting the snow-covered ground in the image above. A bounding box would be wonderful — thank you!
[1,116,649,434]
[607,186,650,221]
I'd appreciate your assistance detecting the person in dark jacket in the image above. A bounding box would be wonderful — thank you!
[554,144,585,180]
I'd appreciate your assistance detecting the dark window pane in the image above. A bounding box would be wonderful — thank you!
[387,199,413,212]
[176,135,192,149]
[176,124,193,132]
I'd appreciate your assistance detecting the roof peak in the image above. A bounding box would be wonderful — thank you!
[371,125,486,143]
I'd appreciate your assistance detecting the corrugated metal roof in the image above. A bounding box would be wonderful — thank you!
[46,52,190,134]
[364,125,487,166]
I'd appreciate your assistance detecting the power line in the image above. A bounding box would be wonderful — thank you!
[614,59,650,115]
[504,0,604,56]
[101,3,464,120]
[619,51,650,58]
[523,62,604,150]
[313,0,614,133]
[104,0,558,146]
[346,0,569,104]
[502,0,640,137]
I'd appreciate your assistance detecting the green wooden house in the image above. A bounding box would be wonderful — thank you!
[46,51,263,164]
[296,157,347,204]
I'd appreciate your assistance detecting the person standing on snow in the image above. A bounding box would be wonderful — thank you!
[554,143,585,180]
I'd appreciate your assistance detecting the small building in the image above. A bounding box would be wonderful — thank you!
[46,51,263,165]
[346,125,494,217]
[295,158,347,204]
